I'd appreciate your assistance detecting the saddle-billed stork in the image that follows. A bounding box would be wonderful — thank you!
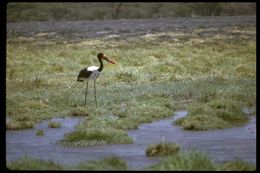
[77,52,116,106]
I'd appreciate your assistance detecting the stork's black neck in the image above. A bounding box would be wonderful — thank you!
[98,57,103,72]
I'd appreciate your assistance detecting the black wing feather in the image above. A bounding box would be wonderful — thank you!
[77,68,92,82]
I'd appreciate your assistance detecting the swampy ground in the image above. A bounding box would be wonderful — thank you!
[6,16,256,170]
[6,111,256,170]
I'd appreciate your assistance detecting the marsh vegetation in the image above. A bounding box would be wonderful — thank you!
[7,150,255,171]
[145,142,180,157]
[6,18,256,130]
[48,121,62,128]
[6,15,256,170]
[146,150,256,171]
[36,129,44,136]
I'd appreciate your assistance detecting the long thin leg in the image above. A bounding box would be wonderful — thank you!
[94,80,97,107]
[84,81,88,105]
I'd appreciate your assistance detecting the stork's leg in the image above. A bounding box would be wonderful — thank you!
[94,80,97,107]
[84,81,88,105]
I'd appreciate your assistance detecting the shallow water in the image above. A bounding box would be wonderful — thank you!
[7,16,256,40]
[6,111,256,170]
[129,111,256,165]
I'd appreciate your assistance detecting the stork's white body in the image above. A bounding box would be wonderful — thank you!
[87,66,99,71]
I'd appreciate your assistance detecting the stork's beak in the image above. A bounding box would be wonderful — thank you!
[103,56,116,64]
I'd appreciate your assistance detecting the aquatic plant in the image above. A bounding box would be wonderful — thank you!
[36,129,44,136]
[146,150,216,170]
[145,142,180,157]
[74,156,128,170]
[48,121,61,128]
[7,156,63,170]
[69,106,90,116]
[6,151,255,171]
[6,120,34,130]
[175,98,250,130]
[61,128,133,146]
[218,159,256,171]
[145,150,256,171]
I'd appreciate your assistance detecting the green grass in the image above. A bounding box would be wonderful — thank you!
[6,25,256,144]
[7,156,128,170]
[146,142,180,157]
[61,128,133,146]
[146,150,216,170]
[114,72,137,82]
[7,151,255,171]
[218,159,256,171]
[36,129,44,136]
[7,156,63,170]
[69,106,90,116]
[73,157,128,170]
[145,150,256,171]
[175,98,249,130]
[6,120,34,130]
[48,121,61,128]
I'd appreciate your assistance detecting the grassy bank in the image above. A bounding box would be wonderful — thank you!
[175,98,249,130]
[6,24,256,145]
[145,150,256,171]
[6,156,128,170]
[7,150,255,170]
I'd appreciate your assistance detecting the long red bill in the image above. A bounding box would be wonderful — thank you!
[103,56,116,64]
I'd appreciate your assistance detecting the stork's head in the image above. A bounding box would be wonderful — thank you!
[97,52,116,64]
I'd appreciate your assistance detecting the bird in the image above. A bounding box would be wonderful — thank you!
[77,52,116,107]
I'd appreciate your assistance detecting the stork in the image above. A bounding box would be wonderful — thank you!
[77,52,116,106]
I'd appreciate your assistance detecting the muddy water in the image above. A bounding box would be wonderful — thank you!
[6,111,256,170]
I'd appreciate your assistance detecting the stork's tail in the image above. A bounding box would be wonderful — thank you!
[77,76,83,82]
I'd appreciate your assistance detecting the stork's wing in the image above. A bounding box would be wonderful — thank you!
[87,66,99,71]
[77,68,92,81]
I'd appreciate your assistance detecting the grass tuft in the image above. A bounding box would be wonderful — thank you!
[6,151,255,171]
[146,150,256,171]
[7,156,63,170]
[218,159,256,171]
[146,142,180,157]
[74,156,128,170]
[6,120,34,130]
[146,150,216,170]
[7,156,128,170]
[36,129,44,136]
[48,121,61,128]
[175,98,249,130]
[175,114,231,130]
[69,106,89,116]
[60,128,133,146]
